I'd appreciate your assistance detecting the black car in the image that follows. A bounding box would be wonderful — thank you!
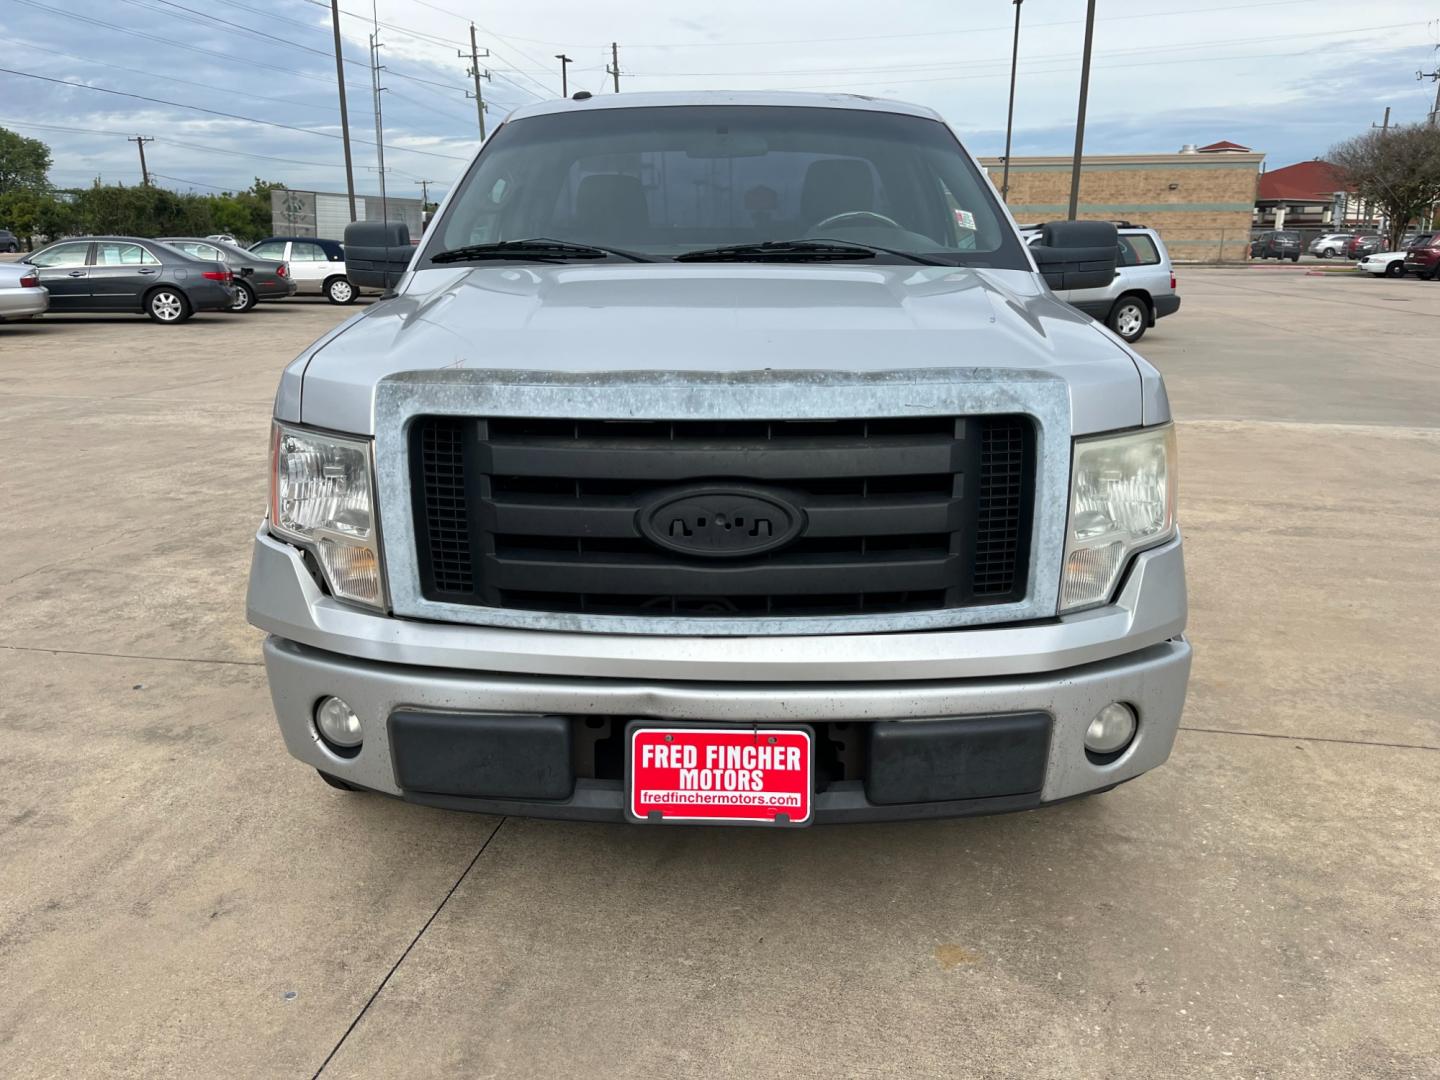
[252,234,345,260]
[1250,230,1301,261]
[0,228,19,253]
[159,237,297,312]
[23,236,235,323]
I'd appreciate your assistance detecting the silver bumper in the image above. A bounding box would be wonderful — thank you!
[248,528,1190,814]
[246,527,1187,682]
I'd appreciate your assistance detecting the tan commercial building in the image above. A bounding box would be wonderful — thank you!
[978,149,1265,262]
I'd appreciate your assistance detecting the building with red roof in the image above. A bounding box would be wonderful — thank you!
[1255,160,1376,231]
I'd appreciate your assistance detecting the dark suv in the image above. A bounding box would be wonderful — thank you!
[1403,233,1440,280]
[1346,233,1383,259]
[0,228,20,253]
[1250,230,1301,261]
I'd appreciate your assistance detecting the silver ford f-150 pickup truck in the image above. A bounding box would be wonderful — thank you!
[247,91,1189,826]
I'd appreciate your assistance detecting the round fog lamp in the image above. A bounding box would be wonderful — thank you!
[1085,702,1137,755]
[315,696,363,749]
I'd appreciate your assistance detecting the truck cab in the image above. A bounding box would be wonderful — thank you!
[247,91,1188,826]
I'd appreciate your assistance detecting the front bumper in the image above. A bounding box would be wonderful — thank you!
[248,528,1190,822]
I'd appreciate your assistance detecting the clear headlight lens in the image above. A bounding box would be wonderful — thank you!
[269,423,385,608]
[1060,425,1177,613]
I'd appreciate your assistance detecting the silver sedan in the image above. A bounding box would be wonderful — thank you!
[0,261,49,321]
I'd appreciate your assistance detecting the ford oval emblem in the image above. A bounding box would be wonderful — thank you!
[638,486,805,559]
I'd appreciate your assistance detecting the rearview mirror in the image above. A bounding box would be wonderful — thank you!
[1030,220,1118,291]
[345,221,412,290]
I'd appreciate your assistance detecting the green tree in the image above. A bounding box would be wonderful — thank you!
[204,179,283,242]
[0,126,52,194]
[1329,124,1440,249]
[0,188,46,246]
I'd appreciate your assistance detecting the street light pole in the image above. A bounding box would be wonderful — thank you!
[555,54,573,97]
[1066,0,1098,221]
[1001,0,1024,203]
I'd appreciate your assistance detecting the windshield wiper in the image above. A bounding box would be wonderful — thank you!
[674,239,944,265]
[430,238,652,264]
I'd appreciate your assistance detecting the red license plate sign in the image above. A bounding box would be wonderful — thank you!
[629,727,812,825]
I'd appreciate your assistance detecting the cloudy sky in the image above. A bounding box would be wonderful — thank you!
[1,0,1436,203]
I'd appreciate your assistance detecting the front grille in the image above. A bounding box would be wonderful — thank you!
[410,415,1034,619]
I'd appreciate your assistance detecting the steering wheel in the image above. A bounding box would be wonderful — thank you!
[810,210,903,232]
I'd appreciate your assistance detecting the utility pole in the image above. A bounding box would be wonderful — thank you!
[461,23,491,139]
[1371,106,1391,133]
[328,0,357,221]
[555,53,572,97]
[1000,0,1023,202]
[607,42,621,92]
[414,179,434,206]
[1419,69,1440,127]
[370,33,388,225]
[1066,0,1097,220]
[127,135,153,186]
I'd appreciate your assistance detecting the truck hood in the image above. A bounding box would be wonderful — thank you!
[286,263,1153,435]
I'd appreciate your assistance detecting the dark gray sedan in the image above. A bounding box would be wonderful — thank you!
[159,237,296,312]
[22,236,234,323]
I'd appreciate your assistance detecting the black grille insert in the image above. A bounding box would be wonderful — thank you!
[410,415,1033,619]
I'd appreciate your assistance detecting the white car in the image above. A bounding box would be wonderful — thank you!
[1357,250,1407,278]
[247,236,358,303]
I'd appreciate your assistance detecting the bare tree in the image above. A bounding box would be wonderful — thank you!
[1330,124,1440,249]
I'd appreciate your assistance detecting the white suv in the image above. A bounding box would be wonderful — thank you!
[248,236,357,303]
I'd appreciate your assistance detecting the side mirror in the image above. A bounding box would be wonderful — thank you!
[1030,220,1118,291]
[344,221,412,290]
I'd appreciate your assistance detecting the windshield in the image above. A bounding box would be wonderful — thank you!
[423,105,1027,268]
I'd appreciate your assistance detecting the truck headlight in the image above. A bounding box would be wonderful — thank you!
[269,423,386,609]
[1060,425,1177,613]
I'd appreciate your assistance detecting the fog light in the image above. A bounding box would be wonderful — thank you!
[316,696,363,749]
[1085,702,1136,755]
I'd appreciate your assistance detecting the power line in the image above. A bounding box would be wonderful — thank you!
[406,0,561,96]
[741,43,1414,93]
[0,66,472,161]
[15,38,341,115]
[150,171,230,192]
[15,0,485,113]
[10,0,338,86]
[296,0,549,101]
[116,0,337,61]
[131,0,479,101]
[621,18,1424,78]
[495,0,1322,49]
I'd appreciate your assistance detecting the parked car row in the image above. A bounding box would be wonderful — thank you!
[0,233,365,325]
[1357,232,1440,279]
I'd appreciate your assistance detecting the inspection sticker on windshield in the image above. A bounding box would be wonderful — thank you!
[628,727,812,826]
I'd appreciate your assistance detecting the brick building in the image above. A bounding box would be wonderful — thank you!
[979,149,1265,262]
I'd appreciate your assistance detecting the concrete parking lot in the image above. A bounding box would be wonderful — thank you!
[2,272,1437,1079]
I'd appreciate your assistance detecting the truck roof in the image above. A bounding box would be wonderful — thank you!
[505,90,944,124]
